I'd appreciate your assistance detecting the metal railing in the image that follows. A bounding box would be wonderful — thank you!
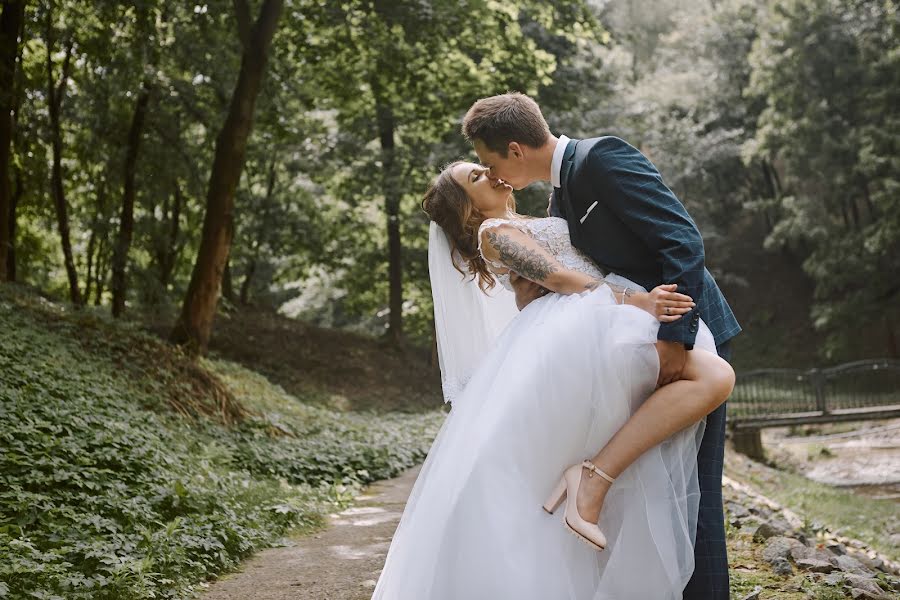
[729,359,900,429]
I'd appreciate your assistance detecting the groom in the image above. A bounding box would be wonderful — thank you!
[463,92,741,599]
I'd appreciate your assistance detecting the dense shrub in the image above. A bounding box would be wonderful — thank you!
[0,292,443,598]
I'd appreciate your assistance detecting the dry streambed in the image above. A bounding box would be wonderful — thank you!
[767,421,900,501]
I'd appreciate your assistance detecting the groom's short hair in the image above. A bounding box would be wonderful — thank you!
[462,92,551,157]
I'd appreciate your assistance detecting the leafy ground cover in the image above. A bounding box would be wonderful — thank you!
[0,286,443,599]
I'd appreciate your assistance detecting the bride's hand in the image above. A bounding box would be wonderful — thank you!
[634,284,695,322]
[509,272,549,311]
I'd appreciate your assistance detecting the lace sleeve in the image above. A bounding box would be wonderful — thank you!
[477,218,532,270]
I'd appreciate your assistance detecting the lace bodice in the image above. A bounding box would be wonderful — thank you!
[477,216,606,291]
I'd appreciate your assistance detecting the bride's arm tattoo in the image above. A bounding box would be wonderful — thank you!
[486,230,558,282]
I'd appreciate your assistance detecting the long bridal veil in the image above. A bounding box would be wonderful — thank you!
[428,221,519,404]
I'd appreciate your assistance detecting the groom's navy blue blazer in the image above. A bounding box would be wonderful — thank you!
[549,137,741,349]
[551,136,738,599]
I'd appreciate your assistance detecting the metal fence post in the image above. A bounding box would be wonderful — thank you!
[810,368,829,415]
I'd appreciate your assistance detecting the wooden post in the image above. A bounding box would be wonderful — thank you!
[731,427,765,461]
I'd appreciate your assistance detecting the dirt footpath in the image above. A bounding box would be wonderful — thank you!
[202,465,420,600]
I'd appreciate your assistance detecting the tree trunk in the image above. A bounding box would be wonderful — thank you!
[0,0,24,282]
[84,181,108,304]
[158,180,183,289]
[861,181,877,222]
[7,5,23,282]
[170,0,284,354]
[240,158,277,305]
[111,77,152,317]
[373,95,403,343]
[84,231,96,305]
[239,258,256,305]
[7,166,19,281]
[759,159,786,234]
[93,235,109,306]
[222,258,235,302]
[45,11,81,306]
[848,196,861,229]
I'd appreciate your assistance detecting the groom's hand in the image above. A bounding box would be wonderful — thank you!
[655,340,687,387]
[509,273,548,311]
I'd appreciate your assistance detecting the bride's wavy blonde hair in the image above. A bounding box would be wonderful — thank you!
[421,161,517,292]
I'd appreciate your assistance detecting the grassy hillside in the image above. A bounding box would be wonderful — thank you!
[0,285,444,599]
[203,307,444,413]
[5,283,897,600]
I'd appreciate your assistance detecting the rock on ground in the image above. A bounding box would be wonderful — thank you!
[724,470,900,599]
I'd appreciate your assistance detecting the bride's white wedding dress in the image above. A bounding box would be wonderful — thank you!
[372,216,717,600]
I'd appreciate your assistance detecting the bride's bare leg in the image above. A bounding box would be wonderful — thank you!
[575,348,735,523]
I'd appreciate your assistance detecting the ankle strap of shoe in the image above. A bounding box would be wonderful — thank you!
[582,460,615,484]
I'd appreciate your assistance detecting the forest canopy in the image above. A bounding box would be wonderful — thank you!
[1,0,897,362]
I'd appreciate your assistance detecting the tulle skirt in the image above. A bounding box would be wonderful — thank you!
[372,283,717,600]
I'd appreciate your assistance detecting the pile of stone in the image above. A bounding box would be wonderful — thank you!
[723,475,900,599]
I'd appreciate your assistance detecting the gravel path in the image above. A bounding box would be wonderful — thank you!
[202,465,420,600]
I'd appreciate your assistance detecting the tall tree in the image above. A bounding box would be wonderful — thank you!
[0,0,25,282]
[746,0,900,356]
[154,179,184,292]
[84,179,108,305]
[44,3,81,305]
[171,0,284,353]
[238,157,276,305]
[298,0,594,343]
[111,75,153,317]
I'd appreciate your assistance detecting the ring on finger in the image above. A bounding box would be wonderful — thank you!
[665,306,670,315]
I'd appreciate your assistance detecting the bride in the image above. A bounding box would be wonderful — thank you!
[371,162,734,600]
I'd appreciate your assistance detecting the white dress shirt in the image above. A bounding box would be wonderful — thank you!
[550,134,570,189]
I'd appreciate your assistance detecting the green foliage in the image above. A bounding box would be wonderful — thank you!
[7,0,899,363]
[285,0,603,341]
[0,287,443,598]
[560,0,899,363]
[745,0,900,355]
[8,0,604,344]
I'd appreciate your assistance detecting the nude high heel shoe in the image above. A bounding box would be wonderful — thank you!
[542,459,615,551]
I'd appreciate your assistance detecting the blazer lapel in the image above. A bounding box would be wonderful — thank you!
[549,139,578,218]
[556,138,579,220]
[549,188,563,218]
[559,138,578,190]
